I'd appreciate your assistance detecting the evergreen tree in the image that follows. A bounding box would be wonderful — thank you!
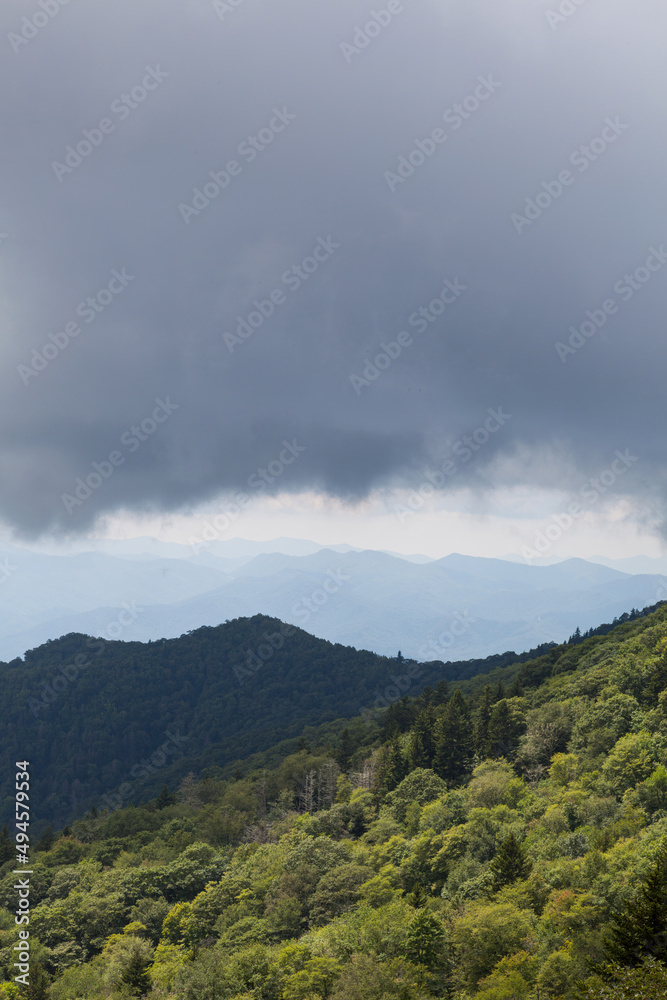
[199,772,218,804]
[486,699,524,759]
[0,824,13,865]
[434,680,450,705]
[418,685,434,708]
[408,707,436,769]
[381,695,417,739]
[379,738,409,792]
[407,883,426,909]
[121,945,153,996]
[406,910,446,969]
[157,785,176,809]
[475,686,492,757]
[489,832,532,891]
[577,958,667,998]
[20,959,50,1000]
[433,690,474,785]
[336,727,354,772]
[36,826,55,853]
[408,728,430,770]
[605,838,667,965]
[509,674,523,698]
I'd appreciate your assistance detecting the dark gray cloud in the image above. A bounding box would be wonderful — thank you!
[1,0,666,535]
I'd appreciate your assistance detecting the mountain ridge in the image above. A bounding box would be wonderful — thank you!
[2,545,666,663]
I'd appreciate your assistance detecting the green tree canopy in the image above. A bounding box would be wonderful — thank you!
[489,833,532,892]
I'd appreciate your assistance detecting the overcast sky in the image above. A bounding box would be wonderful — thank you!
[1,0,666,560]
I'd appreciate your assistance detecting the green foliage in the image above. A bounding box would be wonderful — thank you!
[419,790,467,834]
[452,902,536,988]
[405,910,447,969]
[467,760,525,811]
[516,701,576,776]
[384,769,447,825]
[15,960,49,1000]
[631,764,667,816]
[577,958,667,999]
[308,863,375,926]
[3,602,667,999]
[358,873,396,908]
[149,941,189,990]
[328,953,429,1000]
[485,701,525,761]
[433,691,474,785]
[602,731,658,794]
[278,833,354,926]
[48,962,103,1000]
[0,617,448,829]
[408,708,437,770]
[475,951,535,1000]
[0,829,12,868]
[379,739,410,793]
[475,687,493,758]
[537,946,583,999]
[488,833,532,891]
[570,691,641,757]
[308,898,414,963]
[128,895,170,944]
[157,784,177,809]
[120,941,153,995]
[281,955,340,999]
[604,837,667,965]
[96,925,155,996]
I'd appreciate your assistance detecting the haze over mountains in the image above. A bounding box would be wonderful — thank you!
[2,537,666,664]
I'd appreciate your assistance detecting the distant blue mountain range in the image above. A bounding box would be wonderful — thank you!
[1,536,666,662]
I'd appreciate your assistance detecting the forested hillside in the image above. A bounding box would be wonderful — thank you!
[3,605,667,997]
[0,617,555,829]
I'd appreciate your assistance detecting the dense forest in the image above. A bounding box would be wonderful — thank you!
[2,604,667,997]
[0,616,557,830]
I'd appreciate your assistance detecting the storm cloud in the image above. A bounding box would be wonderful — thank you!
[1,0,665,535]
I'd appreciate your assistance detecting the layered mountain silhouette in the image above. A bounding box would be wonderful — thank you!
[1,537,665,661]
